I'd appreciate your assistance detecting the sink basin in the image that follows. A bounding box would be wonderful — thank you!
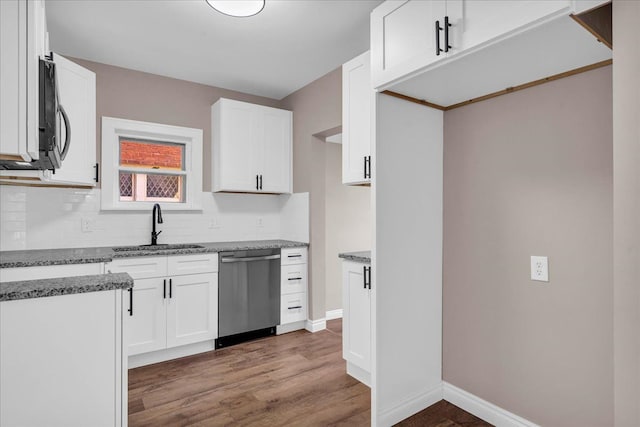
[112,244,205,252]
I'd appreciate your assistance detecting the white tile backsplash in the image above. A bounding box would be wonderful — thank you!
[0,186,309,251]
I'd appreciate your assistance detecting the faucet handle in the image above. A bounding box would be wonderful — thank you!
[154,230,162,237]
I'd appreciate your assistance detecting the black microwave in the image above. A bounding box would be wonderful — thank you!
[0,55,70,171]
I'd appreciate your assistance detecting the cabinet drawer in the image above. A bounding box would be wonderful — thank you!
[0,263,103,282]
[281,264,307,295]
[167,253,218,276]
[107,257,167,279]
[280,292,307,324]
[281,247,307,266]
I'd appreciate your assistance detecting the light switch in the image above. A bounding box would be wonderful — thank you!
[530,256,549,282]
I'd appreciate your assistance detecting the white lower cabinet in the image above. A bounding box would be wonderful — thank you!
[277,247,309,334]
[127,277,167,355]
[342,260,372,387]
[0,290,127,427]
[166,273,218,348]
[107,253,218,362]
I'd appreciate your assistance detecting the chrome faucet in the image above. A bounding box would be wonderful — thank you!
[151,203,163,245]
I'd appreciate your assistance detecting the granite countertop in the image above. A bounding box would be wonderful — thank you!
[0,239,308,268]
[338,251,371,263]
[0,272,133,302]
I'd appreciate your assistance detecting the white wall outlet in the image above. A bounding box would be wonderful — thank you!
[257,217,264,227]
[81,218,94,233]
[530,256,549,282]
[209,218,220,229]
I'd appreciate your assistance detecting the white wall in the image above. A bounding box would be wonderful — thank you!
[0,186,309,251]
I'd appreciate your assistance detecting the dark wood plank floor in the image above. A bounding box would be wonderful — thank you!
[129,319,490,427]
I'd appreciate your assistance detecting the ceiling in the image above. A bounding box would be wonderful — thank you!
[46,0,382,100]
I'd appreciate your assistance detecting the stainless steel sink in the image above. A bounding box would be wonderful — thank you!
[112,243,205,252]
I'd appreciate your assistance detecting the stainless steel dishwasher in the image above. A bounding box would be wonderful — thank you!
[216,248,281,348]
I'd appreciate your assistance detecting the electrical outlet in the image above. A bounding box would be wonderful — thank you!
[530,256,549,282]
[81,218,94,233]
[209,218,220,229]
[257,217,264,227]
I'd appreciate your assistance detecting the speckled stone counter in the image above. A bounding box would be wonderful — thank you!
[338,251,371,263]
[0,272,133,302]
[0,246,115,268]
[0,240,308,268]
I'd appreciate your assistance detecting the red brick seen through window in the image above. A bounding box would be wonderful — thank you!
[120,140,183,170]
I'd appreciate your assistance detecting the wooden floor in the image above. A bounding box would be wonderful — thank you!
[129,319,490,426]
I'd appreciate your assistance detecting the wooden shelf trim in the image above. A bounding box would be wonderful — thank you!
[382,59,613,112]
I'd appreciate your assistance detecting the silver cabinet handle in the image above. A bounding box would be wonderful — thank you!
[220,254,281,263]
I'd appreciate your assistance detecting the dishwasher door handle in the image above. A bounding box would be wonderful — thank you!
[220,254,281,263]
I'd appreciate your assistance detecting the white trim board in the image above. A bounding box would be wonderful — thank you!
[325,309,343,320]
[443,382,539,427]
[305,318,326,333]
[378,383,444,426]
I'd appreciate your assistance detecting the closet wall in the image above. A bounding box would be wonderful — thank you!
[443,66,613,426]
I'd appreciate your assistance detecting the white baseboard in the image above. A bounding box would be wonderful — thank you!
[346,361,371,388]
[443,382,539,427]
[325,309,343,320]
[305,318,326,333]
[378,383,444,427]
[128,340,215,369]
[276,321,306,335]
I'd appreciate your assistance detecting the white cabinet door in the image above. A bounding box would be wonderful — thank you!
[1,290,125,427]
[166,272,218,348]
[260,108,292,193]
[371,0,447,89]
[343,51,373,185]
[39,54,96,186]
[447,0,571,55]
[342,261,371,372]
[212,98,260,192]
[0,0,26,160]
[127,277,167,356]
[0,0,45,161]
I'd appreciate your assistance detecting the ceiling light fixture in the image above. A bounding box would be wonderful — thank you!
[205,0,265,17]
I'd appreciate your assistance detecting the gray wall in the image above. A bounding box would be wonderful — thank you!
[442,66,613,426]
[70,57,282,192]
[612,1,640,425]
[280,67,341,320]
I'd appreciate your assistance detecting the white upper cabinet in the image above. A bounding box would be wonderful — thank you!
[371,0,576,92]
[371,0,611,107]
[0,0,47,161]
[342,51,373,185]
[371,1,446,90]
[261,109,292,193]
[212,98,292,194]
[40,53,97,186]
[447,0,571,55]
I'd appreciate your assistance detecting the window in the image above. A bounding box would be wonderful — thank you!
[101,117,202,210]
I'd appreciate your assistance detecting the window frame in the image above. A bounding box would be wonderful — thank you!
[101,117,203,211]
